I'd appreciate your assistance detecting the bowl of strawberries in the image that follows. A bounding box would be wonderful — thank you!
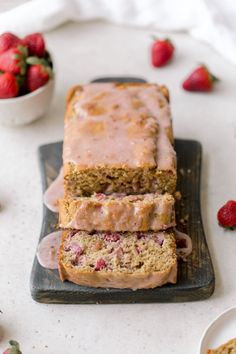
[0,32,54,126]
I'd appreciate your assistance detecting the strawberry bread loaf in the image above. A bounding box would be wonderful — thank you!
[59,193,175,232]
[58,230,177,290]
[63,82,176,197]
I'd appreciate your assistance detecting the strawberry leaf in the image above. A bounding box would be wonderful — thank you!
[9,340,19,347]
[19,61,27,76]
[165,38,174,47]
[26,56,49,67]
[16,75,25,87]
[211,73,220,82]
[18,45,28,57]
[43,65,53,78]
[8,340,22,354]
[14,54,21,60]
[150,34,158,41]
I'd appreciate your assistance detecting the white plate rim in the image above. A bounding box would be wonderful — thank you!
[199,306,236,354]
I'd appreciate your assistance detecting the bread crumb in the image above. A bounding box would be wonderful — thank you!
[179,168,185,176]
[184,214,189,221]
[174,191,182,201]
[179,214,189,225]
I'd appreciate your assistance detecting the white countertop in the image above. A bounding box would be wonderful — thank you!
[1,21,236,354]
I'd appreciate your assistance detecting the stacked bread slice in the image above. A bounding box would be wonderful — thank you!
[58,82,178,290]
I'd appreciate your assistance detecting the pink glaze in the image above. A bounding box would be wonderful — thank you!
[174,228,193,261]
[155,233,165,246]
[137,87,175,170]
[36,231,62,269]
[61,193,175,232]
[63,83,176,171]
[43,168,64,212]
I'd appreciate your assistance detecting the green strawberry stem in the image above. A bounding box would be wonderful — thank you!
[211,73,219,82]
[9,340,19,348]
[8,340,22,354]
[198,63,219,82]
[26,56,53,78]
[16,75,25,88]
[150,35,173,44]
[150,34,158,41]
[17,45,28,58]
[165,38,172,44]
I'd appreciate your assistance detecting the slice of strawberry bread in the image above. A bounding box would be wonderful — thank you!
[58,230,177,290]
[59,193,175,232]
[207,338,236,354]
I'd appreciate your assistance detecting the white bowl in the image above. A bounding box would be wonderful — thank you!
[0,78,55,127]
[199,307,236,354]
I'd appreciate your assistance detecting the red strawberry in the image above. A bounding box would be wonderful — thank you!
[0,72,19,98]
[3,340,22,354]
[0,32,21,54]
[182,65,219,92]
[217,200,236,229]
[95,258,107,271]
[151,38,174,67]
[103,233,120,242]
[23,33,45,57]
[0,45,28,75]
[26,63,51,92]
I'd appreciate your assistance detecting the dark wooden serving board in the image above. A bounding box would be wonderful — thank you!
[30,77,215,304]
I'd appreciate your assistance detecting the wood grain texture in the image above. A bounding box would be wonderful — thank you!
[30,77,215,304]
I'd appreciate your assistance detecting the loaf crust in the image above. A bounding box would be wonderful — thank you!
[59,193,176,232]
[58,230,177,290]
[63,82,176,196]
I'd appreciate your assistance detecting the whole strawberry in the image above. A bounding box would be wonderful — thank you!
[3,340,22,354]
[182,65,219,92]
[151,38,174,67]
[23,33,45,57]
[0,32,21,54]
[26,63,51,92]
[0,72,19,98]
[217,200,236,229]
[0,45,28,75]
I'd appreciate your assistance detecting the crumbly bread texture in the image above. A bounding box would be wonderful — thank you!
[207,338,236,354]
[59,193,175,232]
[58,230,177,290]
[63,82,176,197]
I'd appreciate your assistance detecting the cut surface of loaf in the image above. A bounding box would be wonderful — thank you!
[207,338,236,354]
[58,230,177,290]
[59,193,175,232]
[63,82,176,197]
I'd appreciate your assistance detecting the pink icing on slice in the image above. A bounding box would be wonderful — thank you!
[43,168,64,212]
[36,231,62,269]
[155,233,164,246]
[174,228,192,261]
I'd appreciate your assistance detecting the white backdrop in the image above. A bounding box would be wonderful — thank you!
[0,0,236,65]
